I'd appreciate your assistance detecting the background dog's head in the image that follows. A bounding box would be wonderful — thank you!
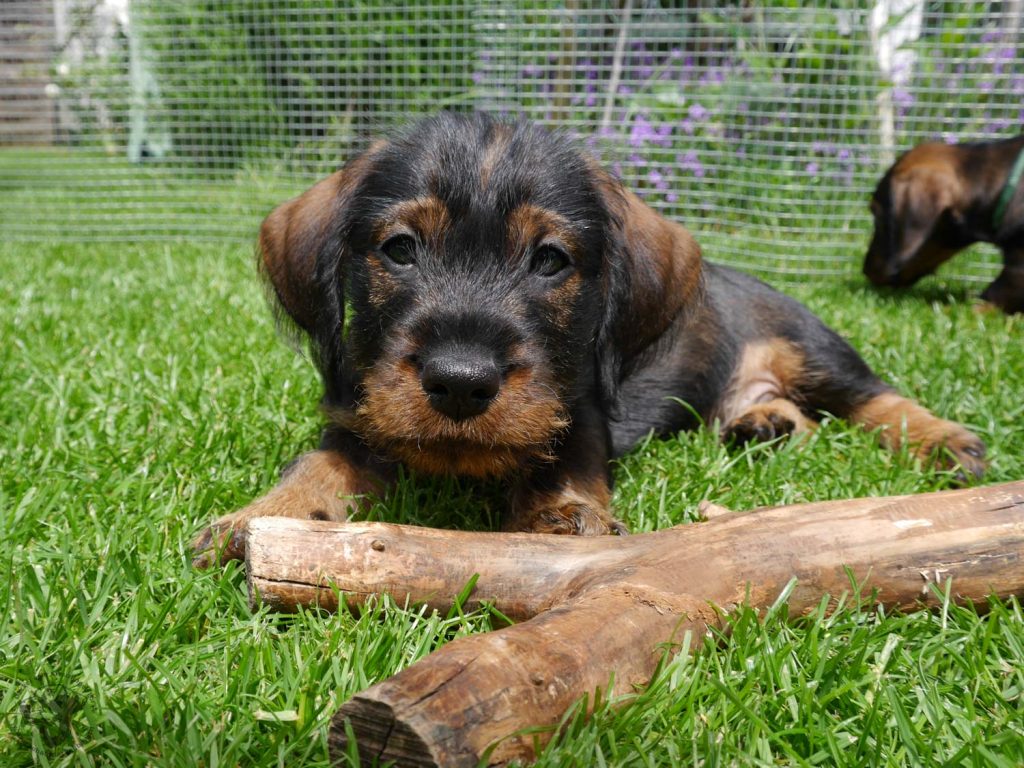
[863,142,965,287]
[257,112,701,477]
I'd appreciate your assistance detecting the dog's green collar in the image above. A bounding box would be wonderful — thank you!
[992,144,1024,231]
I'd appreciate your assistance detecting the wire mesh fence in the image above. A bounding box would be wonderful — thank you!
[3,1,1021,282]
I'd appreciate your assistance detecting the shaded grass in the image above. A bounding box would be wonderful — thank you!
[1,241,1022,766]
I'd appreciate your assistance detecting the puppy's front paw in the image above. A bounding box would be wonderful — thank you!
[192,491,350,568]
[525,503,629,536]
[504,485,627,536]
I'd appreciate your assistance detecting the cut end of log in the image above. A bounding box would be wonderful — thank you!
[330,696,467,768]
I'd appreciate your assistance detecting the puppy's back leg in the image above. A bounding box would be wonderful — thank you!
[723,397,815,444]
[848,392,987,480]
[795,328,987,481]
[717,339,818,445]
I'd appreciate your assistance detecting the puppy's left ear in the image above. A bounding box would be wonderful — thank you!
[595,173,703,409]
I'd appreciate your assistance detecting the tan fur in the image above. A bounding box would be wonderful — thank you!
[366,254,397,310]
[192,450,384,565]
[504,475,620,536]
[593,169,704,362]
[352,341,568,478]
[850,392,986,476]
[716,339,814,431]
[258,150,379,332]
[887,151,964,268]
[544,272,582,332]
[506,204,580,257]
[729,399,815,437]
[479,125,512,189]
[374,195,452,249]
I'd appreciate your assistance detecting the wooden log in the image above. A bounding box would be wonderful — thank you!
[245,481,1024,767]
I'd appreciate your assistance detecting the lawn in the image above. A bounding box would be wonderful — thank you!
[1,239,1022,767]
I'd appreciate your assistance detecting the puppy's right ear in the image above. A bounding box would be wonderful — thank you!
[257,147,380,337]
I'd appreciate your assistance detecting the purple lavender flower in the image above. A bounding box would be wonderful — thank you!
[892,87,915,109]
[629,114,656,147]
[805,162,819,175]
[677,150,705,178]
[647,169,669,191]
[688,102,709,121]
[654,122,673,147]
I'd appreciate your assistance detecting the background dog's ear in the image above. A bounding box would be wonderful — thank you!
[890,170,956,262]
[595,174,703,410]
[257,147,380,338]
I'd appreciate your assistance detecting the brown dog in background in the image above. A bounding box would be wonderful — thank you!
[193,113,987,566]
[863,134,1024,313]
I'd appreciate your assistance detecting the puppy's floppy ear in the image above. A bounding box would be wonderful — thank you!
[595,171,703,409]
[257,146,381,338]
[889,169,957,262]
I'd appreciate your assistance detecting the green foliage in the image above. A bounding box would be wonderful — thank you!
[135,1,478,173]
[1,238,1022,766]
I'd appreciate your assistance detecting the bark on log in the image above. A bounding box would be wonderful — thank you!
[245,481,1024,767]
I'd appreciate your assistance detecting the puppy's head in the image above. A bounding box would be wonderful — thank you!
[863,143,964,287]
[258,112,701,477]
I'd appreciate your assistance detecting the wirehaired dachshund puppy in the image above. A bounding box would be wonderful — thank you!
[194,112,986,565]
[864,135,1024,313]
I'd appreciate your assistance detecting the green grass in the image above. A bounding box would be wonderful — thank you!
[1,240,1022,766]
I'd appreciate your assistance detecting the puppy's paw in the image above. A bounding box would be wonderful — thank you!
[191,491,350,569]
[504,484,627,536]
[723,401,806,446]
[524,503,629,536]
[917,427,987,484]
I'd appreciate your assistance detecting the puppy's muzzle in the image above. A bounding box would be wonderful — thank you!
[420,343,502,421]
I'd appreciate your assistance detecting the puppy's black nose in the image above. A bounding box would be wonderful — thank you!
[420,347,501,421]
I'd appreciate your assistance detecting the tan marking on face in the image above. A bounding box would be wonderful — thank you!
[346,345,569,479]
[365,254,397,310]
[479,125,512,189]
[374,195,451,250]
[714,339,812,426]
[545,271,582,332]
[506,204,580,258]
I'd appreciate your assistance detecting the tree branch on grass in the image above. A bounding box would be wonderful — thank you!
[246,481,1024,767]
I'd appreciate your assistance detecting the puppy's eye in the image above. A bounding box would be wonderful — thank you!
[380,235,417,267]
[530,245,570,278]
